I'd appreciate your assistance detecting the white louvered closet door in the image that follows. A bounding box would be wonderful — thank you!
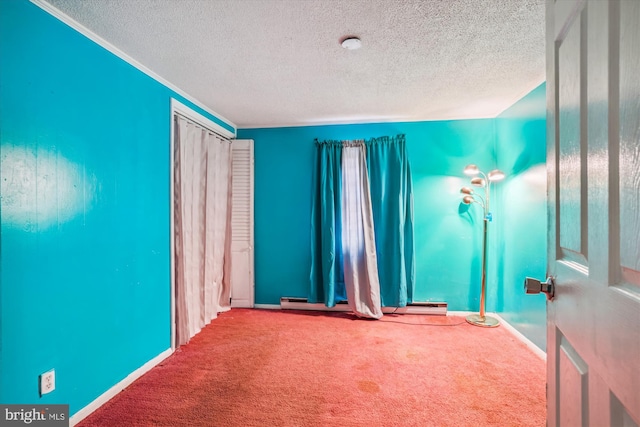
[230,139,255,308]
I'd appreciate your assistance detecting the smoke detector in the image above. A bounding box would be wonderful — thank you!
[341,37,362,50]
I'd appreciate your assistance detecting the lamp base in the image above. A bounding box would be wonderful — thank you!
[465,314,500,328]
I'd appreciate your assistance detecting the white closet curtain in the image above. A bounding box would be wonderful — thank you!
[174,116,232,346]
[341,144,383,319]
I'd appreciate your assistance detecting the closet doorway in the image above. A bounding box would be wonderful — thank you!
[170,99,236,349]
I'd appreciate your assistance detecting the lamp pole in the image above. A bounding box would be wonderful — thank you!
[460,164,504,328]
[478,215,489,320]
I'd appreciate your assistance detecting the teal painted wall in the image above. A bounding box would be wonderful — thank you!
[238,120,499,311]
[0,0,233,416]
[238,86,547,351]
[494,83,547,350]
[0,0,548,417]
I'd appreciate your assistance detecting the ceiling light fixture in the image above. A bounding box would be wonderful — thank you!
[341,36,361,50]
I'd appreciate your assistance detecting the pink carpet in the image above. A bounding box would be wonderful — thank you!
[78,309,546,426]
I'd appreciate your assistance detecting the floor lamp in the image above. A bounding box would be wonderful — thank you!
[460,164,505,328]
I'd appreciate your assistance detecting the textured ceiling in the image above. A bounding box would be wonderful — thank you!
[42,0,546,128]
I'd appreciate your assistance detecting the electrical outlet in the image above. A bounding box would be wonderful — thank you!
[39,369,55,396]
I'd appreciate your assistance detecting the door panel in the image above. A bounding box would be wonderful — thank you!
[558,8,585,258]
[619,0,640,289]
[547,1,640,426]
[558,335,589,426]
[230,139,255,308]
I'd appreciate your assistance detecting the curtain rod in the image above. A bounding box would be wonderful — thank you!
[174,111,232,142]
[314,134,405,146]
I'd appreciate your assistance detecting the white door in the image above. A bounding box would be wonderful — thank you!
[546,1,640,425]
[230,139,255,308]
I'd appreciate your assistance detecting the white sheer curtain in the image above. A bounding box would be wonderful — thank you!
[174,116,232,346]
[341,143,383,319]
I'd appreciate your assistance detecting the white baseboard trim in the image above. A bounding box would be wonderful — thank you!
[449,312,546,360]
[383,303,447,315]
[253,304,281,310]
[450,311,546,361]
[279,298,447,315]
[69,347,173,426]
[492,314,546,361]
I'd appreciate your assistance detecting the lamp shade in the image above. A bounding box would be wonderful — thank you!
[471,177,485,187]
[488,169,506,182]
[463,164,480,176]
[460,186,473,195]
[462,195,474,204]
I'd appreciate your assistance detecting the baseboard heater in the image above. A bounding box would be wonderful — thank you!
[280,297,447,315]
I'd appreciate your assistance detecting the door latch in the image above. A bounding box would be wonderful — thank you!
[524,277,555,300]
